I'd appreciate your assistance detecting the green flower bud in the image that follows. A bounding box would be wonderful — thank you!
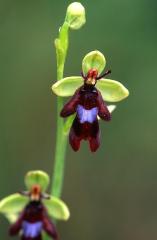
[65,2,86,30]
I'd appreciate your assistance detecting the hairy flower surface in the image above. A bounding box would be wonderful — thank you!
[0,171,70,240]
[52,51,129,152]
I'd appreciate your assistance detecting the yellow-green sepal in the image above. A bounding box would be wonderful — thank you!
[97,78,129,102]
[82,50,106,75]
[52,76,82,97]
[0,193,28,223]
[25,170,50,192]
[43,196,70,221]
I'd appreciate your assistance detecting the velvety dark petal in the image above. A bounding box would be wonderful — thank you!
[43,215,58,240]
[69,125,81,152]
[89,136,100,152]
[97,90,111,121]
[60,88,80,117]
[88,120,100,152]
[69,116,100,152]
[88,119,100,152]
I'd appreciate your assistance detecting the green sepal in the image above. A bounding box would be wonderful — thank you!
[52,76,129,103]
[52,76,82,97]
[43,196,70,221]
[63,114,76,135]
[25,170,50,192]
[97,78,129,102]
[82,50,106,75]
[0,193,28,223]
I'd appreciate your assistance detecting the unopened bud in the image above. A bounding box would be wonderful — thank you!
[65,2,86,30]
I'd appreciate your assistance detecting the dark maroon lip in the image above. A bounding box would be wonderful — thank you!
[9,200,59,240]
[60,70,111,152]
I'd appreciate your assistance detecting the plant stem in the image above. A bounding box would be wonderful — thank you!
[44,23,69,240]
[51,89,67,198]
[51,23,69,199]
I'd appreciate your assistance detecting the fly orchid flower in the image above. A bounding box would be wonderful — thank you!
[0,171,70,240]
[52,50,129,152]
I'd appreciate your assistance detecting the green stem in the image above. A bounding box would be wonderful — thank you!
[51,91,67,198]
[44,23,69,240]
[51,22,69,198]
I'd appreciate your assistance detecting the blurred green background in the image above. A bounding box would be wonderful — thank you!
[0,0,157,239]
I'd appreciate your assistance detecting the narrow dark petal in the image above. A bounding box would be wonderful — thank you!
[42,215,58,240]
[9,221,22,236]
[69,125,81,152]
[88,120,100,152]
[9,210,25,236]
[97,91,111,121]
[89,136,100,152]
[60,88,80,117]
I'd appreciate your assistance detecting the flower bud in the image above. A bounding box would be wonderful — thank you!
[65,2,86,30]
[82,50,106,75]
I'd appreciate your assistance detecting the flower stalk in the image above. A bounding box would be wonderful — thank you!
[51,2,86,200]
[51,23,69,198]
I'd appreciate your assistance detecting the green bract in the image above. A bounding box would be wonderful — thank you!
[63,114,76,135]
[25,170,50,192]
[82,50,106,75]
[52,76,129,102]
[65,2,86,30]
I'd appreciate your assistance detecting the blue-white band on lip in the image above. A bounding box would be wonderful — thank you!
[77,105,98,123]
[22,221,43,238]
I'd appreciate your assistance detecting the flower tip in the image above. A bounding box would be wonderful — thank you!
[126,88,130,97]
[82,50,106,75]
[122,86,129,100]
[25,170,50,192]
[65,2,86,30]
[62,206,70,221]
